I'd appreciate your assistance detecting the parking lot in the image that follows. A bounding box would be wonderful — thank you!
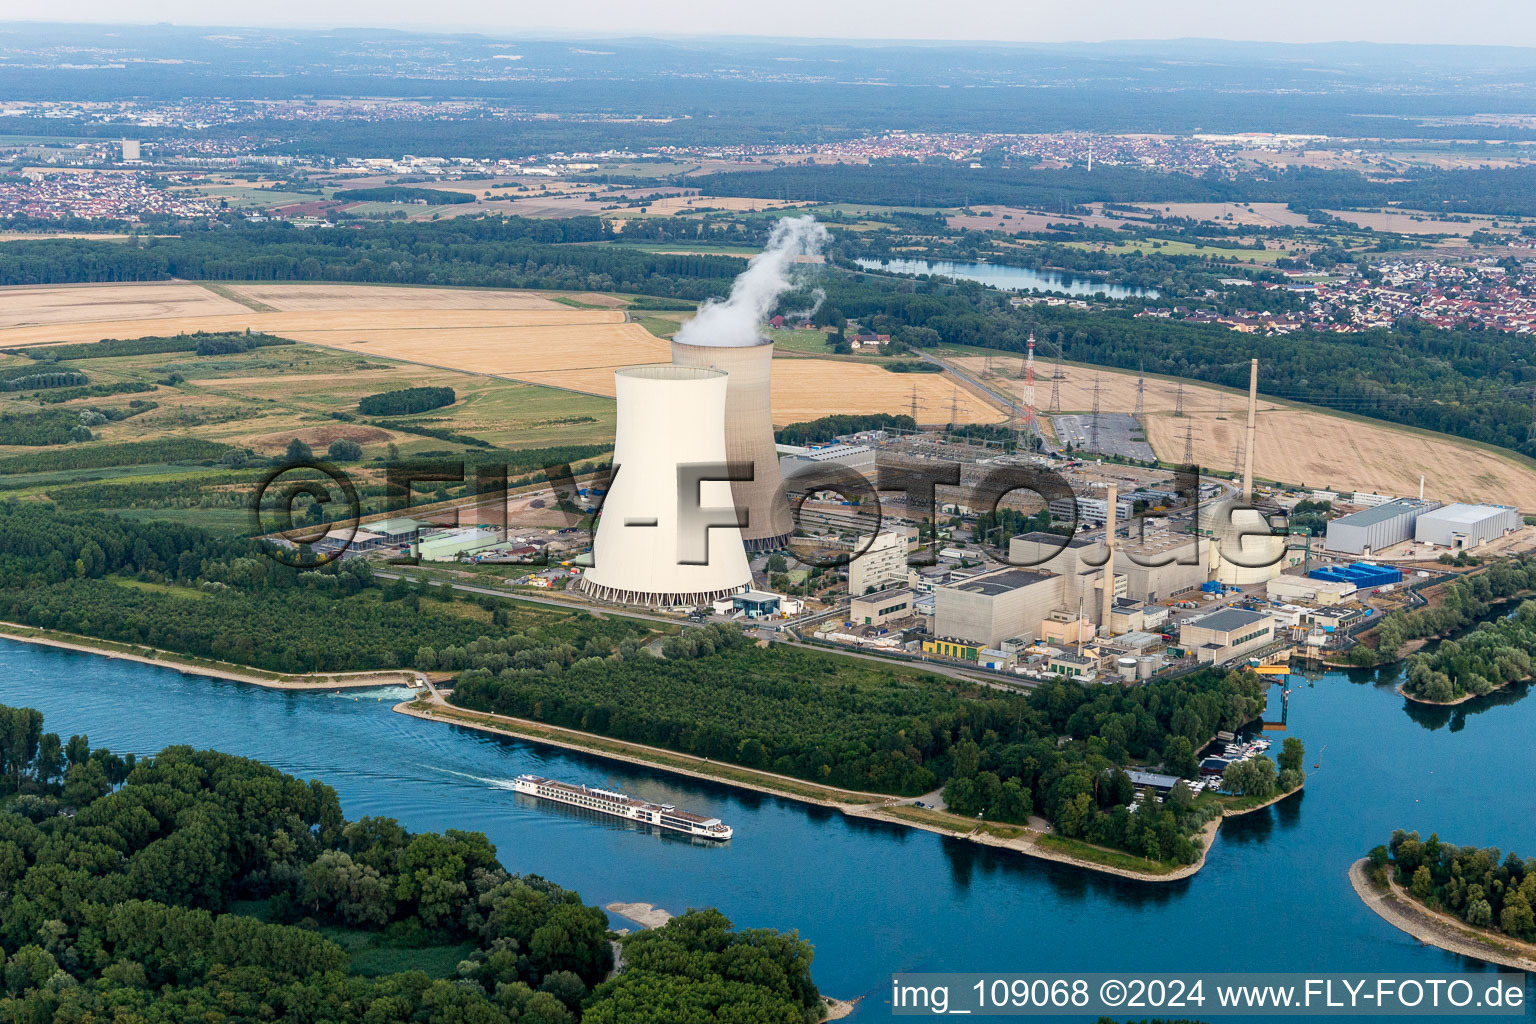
[1050,412,1156,461]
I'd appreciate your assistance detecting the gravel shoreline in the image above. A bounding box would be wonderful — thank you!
[1349,858,1536,972]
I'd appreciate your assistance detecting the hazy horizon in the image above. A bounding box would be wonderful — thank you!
[8,1,1536,48]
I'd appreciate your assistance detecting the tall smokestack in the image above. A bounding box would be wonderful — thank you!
[1242,358,1258,503]
[581,365,750,607]
[671,339,794,549]
[1101,483,1117,634]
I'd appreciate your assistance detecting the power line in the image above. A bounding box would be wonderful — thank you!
[1090,373,1101,452]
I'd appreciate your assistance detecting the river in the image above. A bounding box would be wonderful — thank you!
[4,638,1533,1021]
[855,257,1158,300]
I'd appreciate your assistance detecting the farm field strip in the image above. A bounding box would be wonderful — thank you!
[957,356,1536,508]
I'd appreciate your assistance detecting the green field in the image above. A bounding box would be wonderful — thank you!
[0,332,616,533]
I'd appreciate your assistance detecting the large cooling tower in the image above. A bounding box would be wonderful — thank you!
[581,365,751,607]
[671,338,794,551]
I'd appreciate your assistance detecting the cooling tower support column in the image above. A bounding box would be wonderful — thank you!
[671,338,795,550]
[580,365,751,608]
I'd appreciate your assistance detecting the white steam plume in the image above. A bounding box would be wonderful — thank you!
[674,214,830,348]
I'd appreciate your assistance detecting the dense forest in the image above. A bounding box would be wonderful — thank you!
[0,218,741,299]
[0,403,155,446]
[1370,555,1536,672]
[0,503,655,674]
[774,413,917,446]
[687,161,1536,218]
[359,386,457,417]
[1377,831,1536,942]
[1401,600,1536,702]
[451,625,1275,865]
[0,703,825,1023]
[335,185,475,205]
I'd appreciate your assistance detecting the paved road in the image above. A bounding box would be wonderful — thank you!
[371,568,680,626]
[374,567,1034,691]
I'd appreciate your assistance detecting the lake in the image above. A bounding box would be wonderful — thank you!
[855,257,1158,300]
[4,639,1531,1021]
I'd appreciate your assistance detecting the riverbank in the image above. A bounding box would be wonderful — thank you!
[0,622,419,691]
[395,697,1228,883]
[1349,859,1536,972]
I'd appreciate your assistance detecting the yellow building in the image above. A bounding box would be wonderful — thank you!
[923,638,981,662]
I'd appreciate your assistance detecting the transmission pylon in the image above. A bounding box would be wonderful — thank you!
[1134,360,1146,425]
[1233,442,1244,477]
[1174,382,1185,418]
[1090,373,1102,452]
[950,387,959,427]
[1183,423,1195,466]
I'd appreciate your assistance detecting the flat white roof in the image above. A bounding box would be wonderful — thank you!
[1417,503,1515,526]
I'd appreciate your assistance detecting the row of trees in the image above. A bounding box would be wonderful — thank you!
[0,369,88,393]
[0,437,231,476]
[9,330,293,362]
[1379,831,1536,942]
[0,702,825,1022]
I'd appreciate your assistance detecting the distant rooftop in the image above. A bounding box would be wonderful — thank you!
[1188,607,1269,633]
[1014,530,1095,548]
[1330,498,1436,529]
[950,568,1053,597]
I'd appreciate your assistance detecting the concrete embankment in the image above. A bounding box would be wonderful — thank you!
[0,622,418,691]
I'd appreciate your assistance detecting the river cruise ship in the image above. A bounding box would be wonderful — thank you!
[513,774,733,841]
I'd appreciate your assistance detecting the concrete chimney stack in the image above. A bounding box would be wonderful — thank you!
[1242,358,1258,503]
[1101,483,1117,634]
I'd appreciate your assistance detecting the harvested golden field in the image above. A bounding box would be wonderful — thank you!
[0,307,625,349]
[946,205,1137,234]
[1320,209,1514,236]
[223,284,565,311]
[0,283,1001,428]
[1119,202,1313,228]
[0,282,250,330]
[525,357,1000,426]
[959,357,1536,509]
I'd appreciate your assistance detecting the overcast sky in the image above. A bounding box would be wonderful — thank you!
[25,1,1536,47]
